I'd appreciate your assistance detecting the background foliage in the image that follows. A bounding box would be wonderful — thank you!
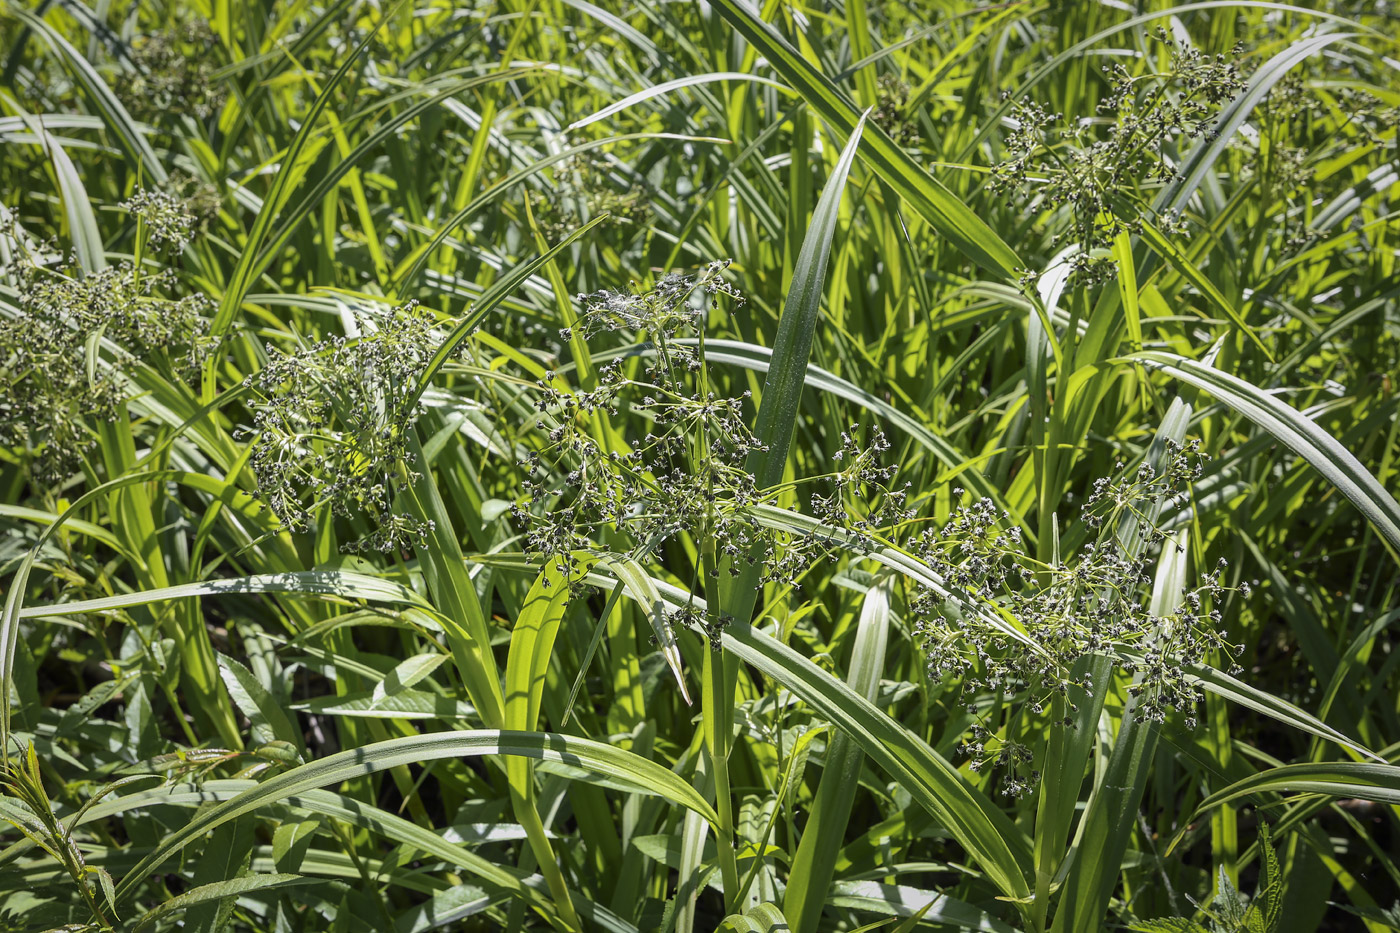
[1,1,1398,931]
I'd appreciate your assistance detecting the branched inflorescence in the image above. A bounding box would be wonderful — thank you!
[0,256,214,483]
[810,423,913,535]
[515,262,908,643]
[872,75,920,149]
[516,264,757,587]
[992,28,1247,284]
[910,440,1243,797]
[117,20,227,121]
[957,724,1039,798]
[532,152,653,243]
[241,302,452,552]
[122,188,198,253]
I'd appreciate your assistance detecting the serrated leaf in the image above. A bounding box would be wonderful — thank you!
[93,867,117,916]
[131,874,311,933]
[184,817,256,933]
[216,654,300,748]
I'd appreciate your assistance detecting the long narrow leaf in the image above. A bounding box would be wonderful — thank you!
[113,730,718,902]
[1129,351,1400,559]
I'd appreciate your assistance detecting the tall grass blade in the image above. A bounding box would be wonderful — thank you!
[710,0,1022,280]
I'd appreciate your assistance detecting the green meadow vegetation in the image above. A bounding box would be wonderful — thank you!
[1,1,1399,930]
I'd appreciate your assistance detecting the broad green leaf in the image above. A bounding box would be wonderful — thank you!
[183,816,256,933]
[719,903,790,933]
[216,654,301,749]
[370,653,448,707]
[271,820,319,873]
[500,558,586,931]
[1185,662,1377,761]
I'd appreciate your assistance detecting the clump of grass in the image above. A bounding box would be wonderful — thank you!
[2,3,1398,933]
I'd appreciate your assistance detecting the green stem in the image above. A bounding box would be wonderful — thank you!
[699,481,740,908]
[512,788,582,932]
[702,643,741,910]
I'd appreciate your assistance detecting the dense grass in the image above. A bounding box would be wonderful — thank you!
[1,1,1399,931]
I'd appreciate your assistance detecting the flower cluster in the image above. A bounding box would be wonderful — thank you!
[166,171,223,232]
[957,724,1040,799]
[910,439,1241,745]
[872,75,919,149]
[117,21,227,121]
[122,189,198,253]
[515,265,761,587]
[1246,72,1323,254]
[0,257,214,483]
[810,423,914,539]
[572,263,742,339]
[514,263,906,645]
[532,152,653,243]
[991,29,1248,283]
[241,302,450,552]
